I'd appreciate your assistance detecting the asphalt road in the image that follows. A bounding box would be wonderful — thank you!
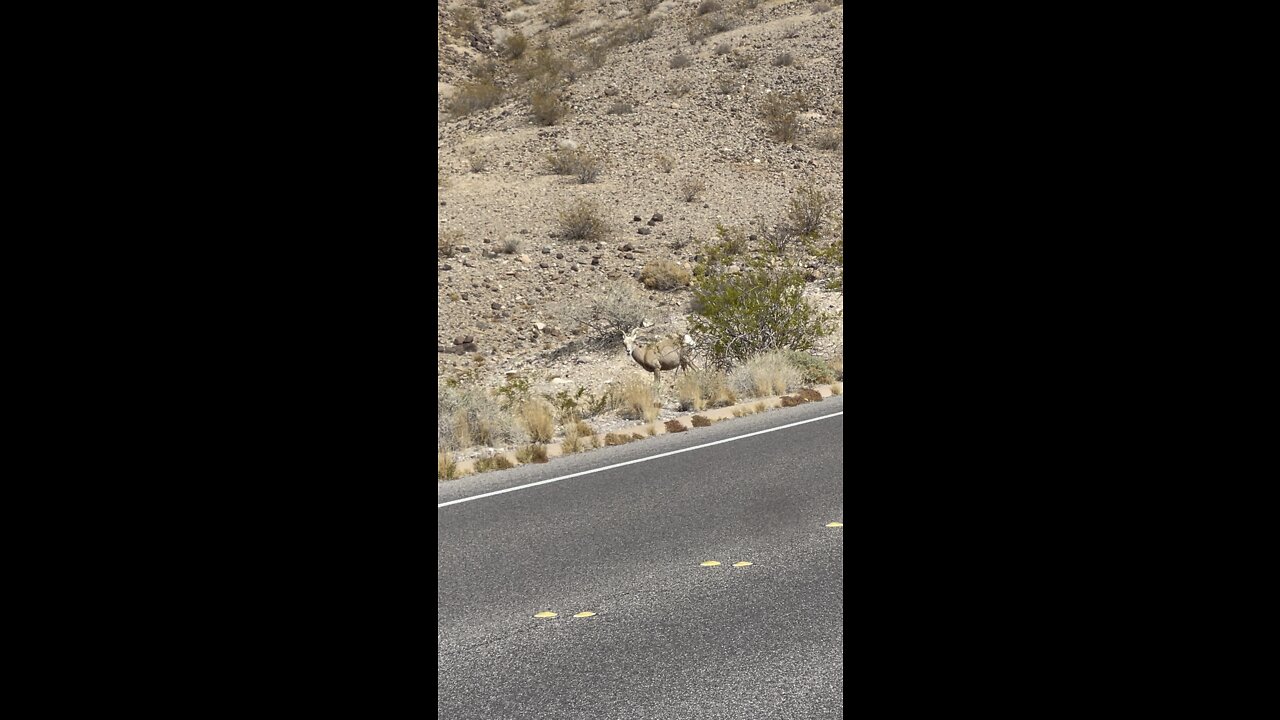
[438,397,844,719]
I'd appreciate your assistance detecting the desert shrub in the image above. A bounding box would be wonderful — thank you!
[731,352,802,397]
[772,52,795,67]
[831,383,842,395]
[452,7,480,37]
[679,177,706,202]
[780,394,803,407]
[515,444,549,463]
[830,352,843,380]
[698,0,723,14]
[689,259,837,368]
[612,17,659,44]
[640,259,691,290]
[730,50,755,68]
[815,126,844,150]
[518,399,556,443]
[670,53,692,69]
[754,402,767,413]
[438,385,527,451]
[691,415,712,427]
[499,237,521,254]
[637,0,663,13]
[787,183,832,237]
[550,0,579,27]
[547,148,603,183]
[705,13,736,33]
[558,199,609,242]
[439,230,462,258]
[714,42,733,55]
[604,433,632,446]
[675,374,704,411]
[448,79,504,116]
[760,93,800,142]
[531,89,568,125]
[469,154,489,173]
[784,351,836,385]
[668,77,692,97]
[607,101,634,115]
[797,388,823,402]
[656,153,676,173]
[812,2,832,13]
[503,31,529,59]
[611,377,658,421]
[664,419,688,433]
[519,48,576,84]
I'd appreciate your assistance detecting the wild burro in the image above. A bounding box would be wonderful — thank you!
[622,328,695,382]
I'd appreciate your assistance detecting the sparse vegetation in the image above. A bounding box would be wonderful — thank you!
[831,383,842,396]
[439,385,527,452]
[547,147,603,183]
[787,183,832,237]
[679,177,706,202]
[714,43,732,55]
[656,153,676,173]
[439,230,462,259]
[784,351,837,385]
[613,17,660,44]
[516,444,549,463]
[640,259,692,290]
[731,352,802,397]
[558,199,609,242]
[449,79,504,117]
[815,126,844,151]
[697,0,723,15]
[438,452,459,480]
[503,32,529,59]
[772,52,795,67]
[531,88,569,126]
[518,399,556,443]
[761,93,801,142]
[670,53,693,69]
[691,415,712,427]
[607,101,635,115]
[611,377,659,422]
[499,237,521,254]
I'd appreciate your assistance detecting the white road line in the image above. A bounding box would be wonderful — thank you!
[437,411,844,509]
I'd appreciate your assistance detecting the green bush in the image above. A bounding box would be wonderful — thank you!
[689,258,837,368]
[784,351,836,385]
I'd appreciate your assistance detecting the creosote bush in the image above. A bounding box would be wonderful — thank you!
[760,93,800,142]
[787,183,832,237]
[690,258,837,368]
[640,259,692,290]
[558,199,609,242]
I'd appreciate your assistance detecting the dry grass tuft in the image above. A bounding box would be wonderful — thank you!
[831,383,842,395]
[754,401,767,413]
[438,452,460,480]
[604,433,632,446]
[612,377,659,421]
[531,89,569,126]
[640,259,691,290]
[503,32,529,59]
[519,399,556,443]
[474,453,516,472]
[676,370,734,410]
[548,148,603,183]
[515,444,549,463]
[558,199,609,242]
[449,79,504,117]
[731,352,802,398]
[656,153,676,173]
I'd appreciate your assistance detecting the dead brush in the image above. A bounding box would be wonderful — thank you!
[604,432,632,446]
[438,451,460,480]
[448,79,504,117]
[558,199,609,242]
[473,454,516,472]
[561,419,597,454]
[691,415,712,427]
[664,419,688,433]
[760,93,800,143]
[679,177,706,202]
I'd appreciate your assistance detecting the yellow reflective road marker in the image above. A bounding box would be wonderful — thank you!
[533,611,558,619]
[573,612,596,618]
[826,522,843,528]
[732,562,753,567]
[700,561,721,566]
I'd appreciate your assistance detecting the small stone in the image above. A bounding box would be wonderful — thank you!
[632,215,642,222]
[440,263,452,271]
[555,252,564,259]
[459,245,471,253]
[591,257,601,265]
[637,228,651,235]
[624,252,635,259]
[540,261,551,268]
[646,219,656,226]
[542,246,552,254]
[622,243,634,251]
[491,302,503,310]
[652,213,664,222]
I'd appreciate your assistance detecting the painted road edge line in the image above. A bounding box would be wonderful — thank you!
[438,411,844,509]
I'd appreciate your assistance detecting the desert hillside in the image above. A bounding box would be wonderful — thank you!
[438,0,844,470]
